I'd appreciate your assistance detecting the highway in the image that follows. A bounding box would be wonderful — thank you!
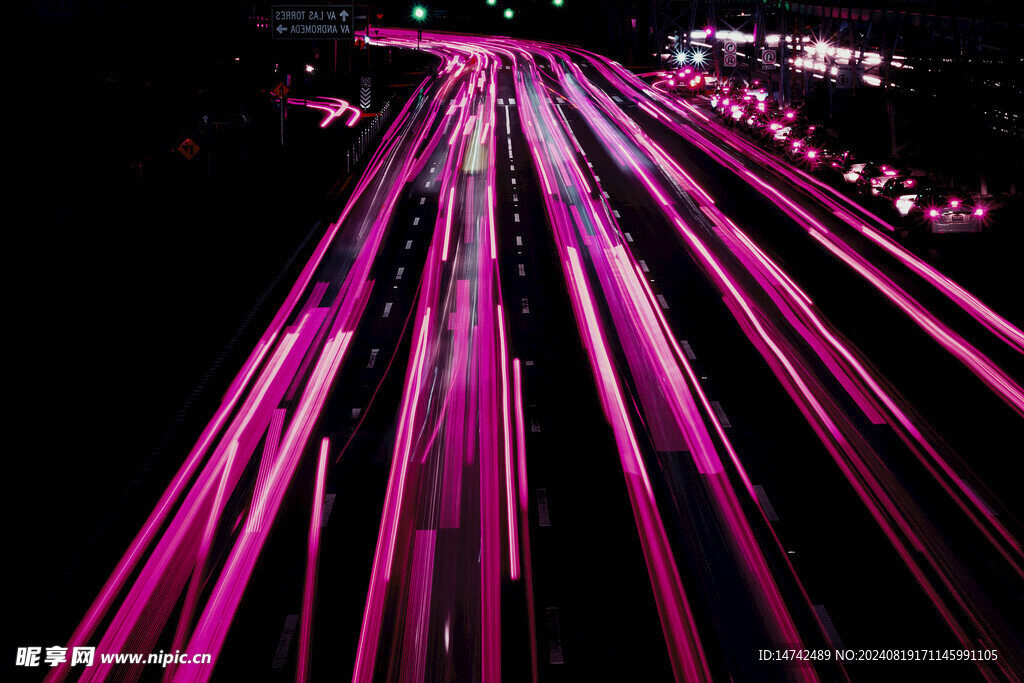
[43,28,1023,682]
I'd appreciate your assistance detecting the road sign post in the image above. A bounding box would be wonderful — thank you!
[177,138,199,161]
[271,6,354,40]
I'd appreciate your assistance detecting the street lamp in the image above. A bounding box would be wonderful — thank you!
[412,5,427,50]
[503,7,514,19]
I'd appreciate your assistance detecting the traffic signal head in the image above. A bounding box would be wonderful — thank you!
[553,0,564,6]
[504,7,514,18]
[412,6,427,20]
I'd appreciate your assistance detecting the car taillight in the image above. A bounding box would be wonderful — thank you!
[929,209,939,217]
[974,207,985,216]
[950,200,959,208]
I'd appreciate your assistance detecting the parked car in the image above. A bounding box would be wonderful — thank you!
[853,162,906,194]
[876,176,933,216]
[909,188,986,233]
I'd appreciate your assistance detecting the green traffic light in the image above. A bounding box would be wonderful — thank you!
[503,7,514,18]
[553,0,564,6]
[487,0,496,5]
[412,5,426,20]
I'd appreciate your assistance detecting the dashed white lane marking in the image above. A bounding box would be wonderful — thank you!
[320,493,336,527]
[594,175,601,181]
[958,478,997,516]
[753,485,779,522]
[537,489,551,526]
[413,217,420,226]
[511,178,517,185]
[425,181,431,187]
[612,95,623,103]
[518,264,526,276]
[510,164,515,171]
[405,240,413,250]
[272,615,299,669]
[498,98,505,105]
[547,607,565,665]
[382,302,393,318]
[521,297,530,314]
[656,294,669,309]
[813,605,846,650]
[639,259,649,273]
[516,236,523,246]
[602,191,610,198]
[710,400,732,428]
[367,348,380,369]
[419,197,426,205]
[613,209,621,218]
[351,408,361,419]
[512,193,519,202]
[624,232,633,242]
[396,267,405,280]
[680,340,697,360]
[508,97,516,104]
[430,167,435,173]
[505,106,511,134]
[514,213,520,223]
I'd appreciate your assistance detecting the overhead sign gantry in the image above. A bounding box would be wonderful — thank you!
[271,5,354,40]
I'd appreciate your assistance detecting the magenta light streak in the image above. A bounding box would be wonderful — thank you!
[397,530,436,680]
[296,438,330,683]
[168,438,239,664]
[513,359,540,683]
[352,307,432,683]
[708,201,1023,565]
[69,49,436,679]
[667,97,1024,354]
[246,408,286,533]
[282,96,362,128]
[664,115,1024,415]
[497,305,519,580]
[67,63,430,673]
[80,306,330,682]
[442,187,456,260]
[666,202,1018,674]
[565,246,711,681]
[180,286,371,682]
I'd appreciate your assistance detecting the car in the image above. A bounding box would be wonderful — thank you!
[784,124,828,160]
[754,118,792,148]
[876,176,933,216]
[852,162,906,194]
[815,143,853,175]
[723,99,753,127]
[909,188,987,233]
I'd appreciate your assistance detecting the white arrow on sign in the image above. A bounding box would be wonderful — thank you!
[340,10,349,20]
[276,24,287,34]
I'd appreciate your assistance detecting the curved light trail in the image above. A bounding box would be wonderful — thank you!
[46,24,1023,683]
